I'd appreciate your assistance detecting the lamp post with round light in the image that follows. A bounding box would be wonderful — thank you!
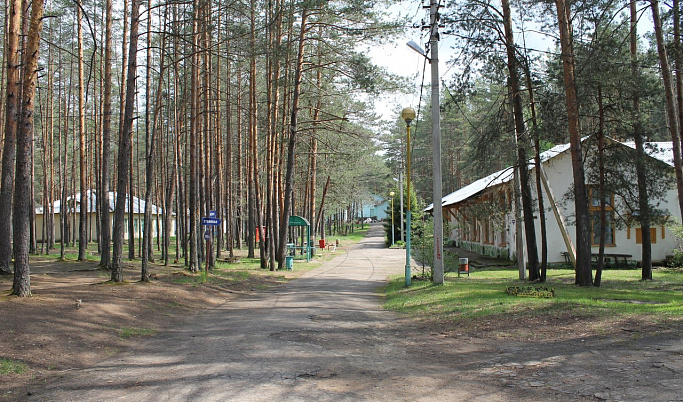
[401,107,416,286]
[389,191,395,246]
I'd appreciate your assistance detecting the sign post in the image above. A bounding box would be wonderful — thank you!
[201,216,221,276]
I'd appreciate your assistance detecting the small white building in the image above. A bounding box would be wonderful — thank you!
[35,190,176,243]
[359,195,390,221]
[433,138,680,265]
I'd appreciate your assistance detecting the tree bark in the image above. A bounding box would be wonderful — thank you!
[277,8,309,270]
[13,0,44,296]
[523,58,548,281]
[0,0,22,275]
[142,0,167,281]
[502,0,539,281]
[594,85,606,287]
[77,2,88,261]
[100,0,113,269]
[554,0,592,286]
[652,0,683,220]
[187,0,200,272]
[112,0,140,282]
[637,0,652,279]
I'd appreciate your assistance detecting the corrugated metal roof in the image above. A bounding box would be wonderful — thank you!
[36,190,164,215]
[622,141,674,166]
[425,142,571,211]
[428,140,673,211]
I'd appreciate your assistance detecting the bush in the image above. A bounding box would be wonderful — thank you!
[668,221,683,267]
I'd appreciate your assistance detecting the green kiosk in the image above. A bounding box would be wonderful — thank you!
[286,216,312,267]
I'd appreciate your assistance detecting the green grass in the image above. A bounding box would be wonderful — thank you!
[384,267,683,323]
[0,358,28,375]
[118,327,156,339]
[337,226,370,242]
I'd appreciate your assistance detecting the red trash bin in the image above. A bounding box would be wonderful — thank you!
[319,239,326,249]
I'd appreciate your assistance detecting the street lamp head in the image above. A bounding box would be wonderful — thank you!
[407,40,427,59]
[389,191,395,197]
[401,107,416,126]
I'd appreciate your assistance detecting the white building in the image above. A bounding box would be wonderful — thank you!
[35,190,176,243]
[433,138,680,265]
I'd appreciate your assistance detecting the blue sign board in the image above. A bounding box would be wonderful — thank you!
[204,230,211,240]
[201,217,221,226]
[209,210,217,218]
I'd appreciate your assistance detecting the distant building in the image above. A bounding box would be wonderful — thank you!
[359,195,390,221]
[35,190,176,243]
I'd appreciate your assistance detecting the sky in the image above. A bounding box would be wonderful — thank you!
[369,0,657,127]
[368,0,558,127]
[368,0,440,125]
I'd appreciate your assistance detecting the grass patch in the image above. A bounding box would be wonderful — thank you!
[119,327,156,339]
[0,358,28,375]
[385,267,683,323]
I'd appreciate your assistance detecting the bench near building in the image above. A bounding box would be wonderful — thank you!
[429,138,680,267]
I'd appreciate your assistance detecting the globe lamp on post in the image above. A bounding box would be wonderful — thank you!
[401,107,416,286]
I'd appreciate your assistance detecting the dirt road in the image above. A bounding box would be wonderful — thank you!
[31,224,682,401]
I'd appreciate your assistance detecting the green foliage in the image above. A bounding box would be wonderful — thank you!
[384,183,419,246]
[391,240,405,249]
[0,358,28,375]
[412,212,434,277]
[582,139,674,230]
[411,212,458,280]
[667,221,683,267]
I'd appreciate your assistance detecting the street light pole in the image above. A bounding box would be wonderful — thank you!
[401,107,416,287]
[430,0,444,284]
[398,161,404,243]
[389,191,395,246]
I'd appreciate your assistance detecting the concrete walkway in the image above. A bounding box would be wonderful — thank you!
[34,223,544,401]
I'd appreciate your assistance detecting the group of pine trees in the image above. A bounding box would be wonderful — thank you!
[5,0,683,295]
[0,0,401,297]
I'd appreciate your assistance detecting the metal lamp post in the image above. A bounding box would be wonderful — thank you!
[389,191,395,246]
[401,107,416,286]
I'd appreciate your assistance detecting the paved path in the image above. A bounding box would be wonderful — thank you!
[35,224,551,401]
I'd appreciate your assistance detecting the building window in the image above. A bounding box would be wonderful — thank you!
[588,187,615,246]
[636,228,657,244]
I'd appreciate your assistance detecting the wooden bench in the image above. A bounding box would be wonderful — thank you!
[560,252,632,267]
[594,253,632,267]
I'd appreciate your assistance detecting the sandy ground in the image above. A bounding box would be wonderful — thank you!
[2,225,683,401]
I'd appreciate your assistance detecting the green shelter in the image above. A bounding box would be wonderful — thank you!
[288,215,311,261]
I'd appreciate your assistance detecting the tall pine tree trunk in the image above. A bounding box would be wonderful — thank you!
[635,0,652,280]
[187,0,200,272]
[555,0,592,285]
[652,0,683,220]
[502,0,539,281]
[77,2,88,261]
[13,0,45,296]
[277,8,309,270]
[523,58,548,281]
[100,0,113,269]
[112,0,140,282]
[0,0,22,275]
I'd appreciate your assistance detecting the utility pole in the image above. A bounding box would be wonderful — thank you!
[430,0,444,284]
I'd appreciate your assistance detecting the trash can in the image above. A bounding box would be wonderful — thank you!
[319,239,326,249]
[285,256,294,270]
[458,257,469,277]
